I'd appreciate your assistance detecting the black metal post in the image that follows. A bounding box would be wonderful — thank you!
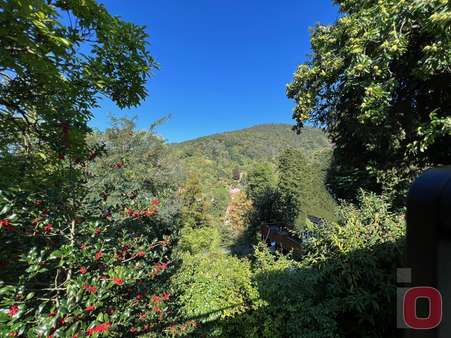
[406,166,451,338]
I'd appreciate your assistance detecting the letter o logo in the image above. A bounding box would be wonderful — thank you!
[403,287,442,329]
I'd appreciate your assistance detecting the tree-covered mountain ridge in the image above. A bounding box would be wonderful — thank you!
[172,123,332,165]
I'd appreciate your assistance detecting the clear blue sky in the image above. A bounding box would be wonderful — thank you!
[92,0,339,143]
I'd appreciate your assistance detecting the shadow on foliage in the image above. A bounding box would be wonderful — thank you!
[182,237,405,338]
[228,188,278,257]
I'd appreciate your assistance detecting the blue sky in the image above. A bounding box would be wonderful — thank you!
[93,0,339,143]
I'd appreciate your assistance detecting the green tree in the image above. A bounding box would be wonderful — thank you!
[86,117,181,209]
[287,0,451,204]
[0,0,156,193]
[246,163,277,225]
[274,148,311,227]
[180,174,210,229]
[0,1,179,336]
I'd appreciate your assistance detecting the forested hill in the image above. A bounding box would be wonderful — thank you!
[172,124,331,165]
[171,124,336,234]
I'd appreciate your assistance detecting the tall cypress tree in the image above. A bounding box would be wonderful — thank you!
[274,148,311,227]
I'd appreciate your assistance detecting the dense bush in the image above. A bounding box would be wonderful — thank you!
[0,121,182,337]
[249,192,405,338]
[176,226,221,255]
[179,192,405,337]
[171,251,258,337]
[0,189,176,337]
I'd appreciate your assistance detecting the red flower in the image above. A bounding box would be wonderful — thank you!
[95,251,103,260]
[136,293,142,300]
[95,228,101,235]
[152,305,161,313]
[151,295,161,303]
[151,199,160,206]
[144,209,156,217]
[86,322,111,336]
[8,305,18,317]
[162,292,170,301]
[79,266,87,274]
[44,223,53,233]
[136,251,145,257]
[83,285,97,294]
[7,332,17,337]
[0,219,15,231]
[85,305,95,312]
[112,277,124,286]
[154,262,169,273]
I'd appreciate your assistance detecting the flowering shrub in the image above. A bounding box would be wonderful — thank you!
[0,190,176,337]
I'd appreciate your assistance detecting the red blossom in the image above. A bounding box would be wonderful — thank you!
[85,305,95,312]
[154,262,169,274]
[112,277,124,285]
[151,198,160,206]
[59,316,67,326]
[144,208,156,217]
[79,266,88,274]
[0,219,15,231]
[86,322,111,336]
[8,305,18,317]
[83,285,97,294]
[162,292,170,301]
[152,305,161,314]
[151,295,161,303]
[136,293,142,300]
[95,251,103,260]
[136,251,145,257]
[43,223,53,233]
[7,332,17,337]
[95,228,101,235]
[127,208,134,217]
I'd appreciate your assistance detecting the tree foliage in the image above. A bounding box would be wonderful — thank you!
[0,1,181,336]
[0,0,156,193]
[179,174,211,229]
[287,0,451,204]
